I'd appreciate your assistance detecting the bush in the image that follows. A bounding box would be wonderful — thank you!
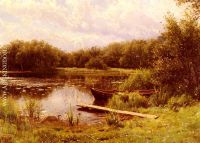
[85,57,108,70]
[119,69,153,91]
[108,92,148,110]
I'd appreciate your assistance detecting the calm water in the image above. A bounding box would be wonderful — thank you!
[0,76,126,124]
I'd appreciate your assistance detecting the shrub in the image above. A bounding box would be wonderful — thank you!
[108,92,148,110]
[119,69,153,91]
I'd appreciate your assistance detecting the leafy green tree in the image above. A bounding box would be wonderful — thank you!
[72,49,90,68]
[85,57,107,70]
[154,15,200,97]
[103,42,123,67]
[119,40,151,68]
[3,40,61,72]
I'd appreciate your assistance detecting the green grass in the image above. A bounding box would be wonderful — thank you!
[0,103,199,143]
[108,92,149,111]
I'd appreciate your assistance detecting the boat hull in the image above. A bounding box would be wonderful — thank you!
[90,88,115,100]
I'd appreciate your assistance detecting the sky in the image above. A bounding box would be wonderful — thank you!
[0,0,185,51]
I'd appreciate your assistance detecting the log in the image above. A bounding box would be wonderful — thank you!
[77,104,158,119]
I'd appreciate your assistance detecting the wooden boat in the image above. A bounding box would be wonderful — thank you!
[90,88,157,100]
[90,88,116,100]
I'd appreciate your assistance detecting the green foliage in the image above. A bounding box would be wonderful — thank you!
[103,42,123,67]
[108,92,148,110]
[154,15,200,97]
[119,40,155,68]
[85,57,107,70]
[119,69,153,91]
[1,40,62,72]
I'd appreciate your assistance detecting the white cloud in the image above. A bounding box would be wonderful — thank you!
[0,0,185,51]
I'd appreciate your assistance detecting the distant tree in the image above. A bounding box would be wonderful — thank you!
[85,57,107,70]
[119,40,149,68]
[72,49,90,68]
[3,40,61,72]
[5,40,24,70]
[103,42,123,67]
[87,47,102,58]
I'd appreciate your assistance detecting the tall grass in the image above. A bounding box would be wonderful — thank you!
[108,92,148,111]
[24,98,42,120]
[0,97,19,123]
[66,105,80,126]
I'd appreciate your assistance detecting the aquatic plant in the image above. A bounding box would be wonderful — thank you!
[66,105,80,126]
[24,98,42,120]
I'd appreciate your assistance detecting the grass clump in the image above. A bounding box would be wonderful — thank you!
[149,92,170,107]
[119,69,153,91]
[66,106,80,126]
[106,112,124,128]
[108,92,148,111]
[24,98,42,120]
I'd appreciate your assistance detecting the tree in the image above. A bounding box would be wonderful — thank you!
[103,42,123,67]
[154,15,200,97]
[72,49,90,68]
[4,40,62,72]
[119,40,149,68]
[176,0,200,18]
[85,57,107,70]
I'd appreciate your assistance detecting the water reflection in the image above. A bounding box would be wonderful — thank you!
[0,76,126,124]
[40,86,93,116]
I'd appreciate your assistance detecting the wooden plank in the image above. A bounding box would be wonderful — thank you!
[77,104,158,119]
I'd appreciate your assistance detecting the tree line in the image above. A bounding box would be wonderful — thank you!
[0,39,156,71]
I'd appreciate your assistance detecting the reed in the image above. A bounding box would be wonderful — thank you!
[66,105,80,126]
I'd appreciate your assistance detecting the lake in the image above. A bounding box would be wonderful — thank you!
[0,75,126,124]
